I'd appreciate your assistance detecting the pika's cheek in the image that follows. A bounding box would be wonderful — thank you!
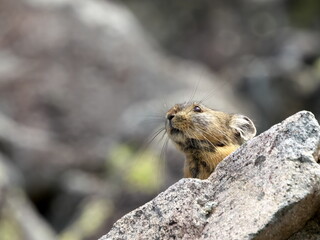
[191,114,211,130]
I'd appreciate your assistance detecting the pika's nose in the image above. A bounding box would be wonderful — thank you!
[167,114,175,121]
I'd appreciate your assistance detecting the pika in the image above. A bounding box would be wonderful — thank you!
[165,102,256,179]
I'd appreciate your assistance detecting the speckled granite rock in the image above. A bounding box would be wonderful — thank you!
[99,111,320,240]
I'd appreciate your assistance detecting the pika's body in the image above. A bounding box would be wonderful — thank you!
[165,102,256,179]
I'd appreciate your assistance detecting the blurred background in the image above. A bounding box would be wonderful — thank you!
[0,0,319,239]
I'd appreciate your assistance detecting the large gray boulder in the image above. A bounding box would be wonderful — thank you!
[99,111,320,240]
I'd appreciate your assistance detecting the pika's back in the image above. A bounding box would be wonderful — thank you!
[165,102,256,179]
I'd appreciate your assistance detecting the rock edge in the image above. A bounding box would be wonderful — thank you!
[99,111,320,240]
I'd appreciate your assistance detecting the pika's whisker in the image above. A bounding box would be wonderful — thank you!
[146,127,166,147]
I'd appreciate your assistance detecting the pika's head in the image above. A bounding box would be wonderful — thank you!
[165,102,256,149]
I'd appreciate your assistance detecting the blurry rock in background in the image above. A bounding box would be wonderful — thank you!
[0,0,319,239]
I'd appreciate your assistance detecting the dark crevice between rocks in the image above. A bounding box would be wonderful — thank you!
[0,138,14,159]
[314,143,320,163]
[287,208,320,239]
[27,186,85,232]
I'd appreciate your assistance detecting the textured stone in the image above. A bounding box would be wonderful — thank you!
[99,111,320,240]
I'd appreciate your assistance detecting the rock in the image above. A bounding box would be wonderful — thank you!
[99,111,320,240]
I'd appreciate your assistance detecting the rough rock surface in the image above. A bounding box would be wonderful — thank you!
[99,111,320,240]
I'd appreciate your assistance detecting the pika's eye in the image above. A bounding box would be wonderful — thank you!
[193,106,202,112]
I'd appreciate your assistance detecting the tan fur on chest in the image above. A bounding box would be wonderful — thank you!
[184,145,239,179]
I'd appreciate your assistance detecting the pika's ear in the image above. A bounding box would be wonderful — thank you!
[230,115,256,143]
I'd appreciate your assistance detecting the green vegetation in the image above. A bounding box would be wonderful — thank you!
[109,144,163,193]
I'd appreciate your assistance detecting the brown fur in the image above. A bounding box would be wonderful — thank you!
[166,102,256,179]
